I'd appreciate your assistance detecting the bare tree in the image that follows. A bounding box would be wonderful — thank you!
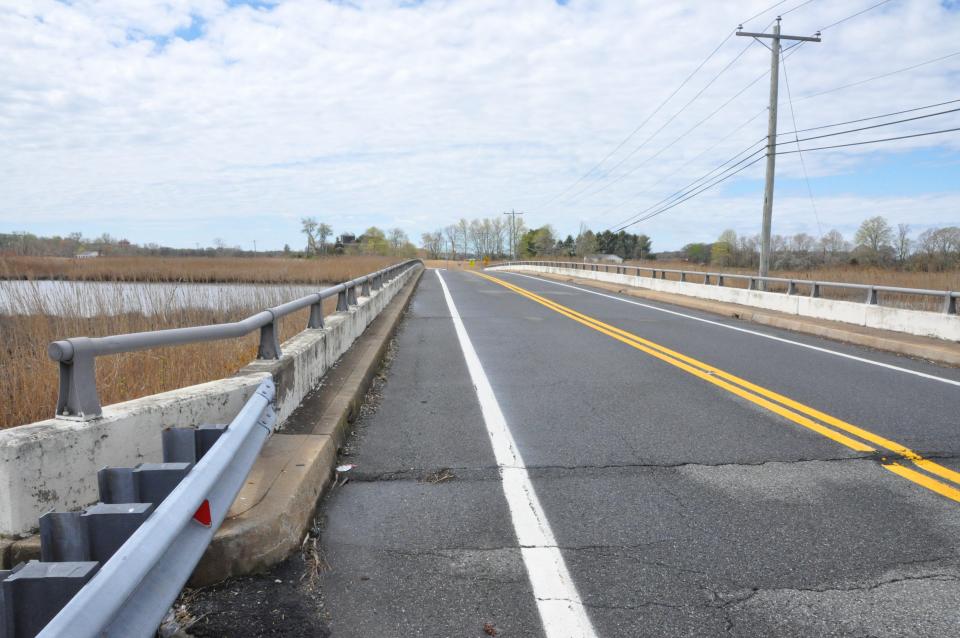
[896,223,911,263]
[301,217,318,253]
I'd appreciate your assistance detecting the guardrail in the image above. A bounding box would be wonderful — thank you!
[0,378,277,638]
[46,259,421,421]
[491,260,959,315]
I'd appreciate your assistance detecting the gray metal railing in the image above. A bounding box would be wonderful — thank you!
[47,259,422,421]
[490,260,958,315]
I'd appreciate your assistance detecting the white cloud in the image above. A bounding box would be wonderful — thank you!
[1,0,958,250]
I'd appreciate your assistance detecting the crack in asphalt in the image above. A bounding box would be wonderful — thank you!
[344,454,940,484]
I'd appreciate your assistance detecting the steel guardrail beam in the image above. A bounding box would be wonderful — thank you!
[35,378,277,638]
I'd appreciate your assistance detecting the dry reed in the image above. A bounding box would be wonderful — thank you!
[1,256,402,429]
[0,255,400,284]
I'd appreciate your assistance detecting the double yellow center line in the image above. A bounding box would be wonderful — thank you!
[473,271,960,503]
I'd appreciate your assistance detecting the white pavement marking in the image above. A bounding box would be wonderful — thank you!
[435,270,598,638]
[503,271,960,388]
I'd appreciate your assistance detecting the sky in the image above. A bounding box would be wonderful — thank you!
[1,0,959,252]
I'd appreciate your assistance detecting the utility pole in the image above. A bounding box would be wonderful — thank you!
[737,18,819,286]
[503,209,524,259]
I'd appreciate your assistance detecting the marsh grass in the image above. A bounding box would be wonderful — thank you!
[0,255,402,428]
[0,255,399,284]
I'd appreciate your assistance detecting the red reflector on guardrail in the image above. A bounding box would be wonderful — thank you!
[192,500,212,527]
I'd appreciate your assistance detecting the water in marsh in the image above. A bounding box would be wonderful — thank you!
[0,280,330,317]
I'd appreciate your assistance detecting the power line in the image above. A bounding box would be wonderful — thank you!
[613,126,960,232]
[780,50,823,239]
[530,30,739,211]
[610,142,768,231]
[557,36,763,207]
[777,98,960,136]
[566,65,771,207]
[781,0,819,17]
[776,126,960,155]
[786,105,960,144]
[598,108,768,219]
[612,156,767,232]
[818,0,895,32]
[793,51,960,102]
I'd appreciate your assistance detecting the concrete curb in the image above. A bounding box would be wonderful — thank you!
[190,266,424,585]
[516,270,960,367]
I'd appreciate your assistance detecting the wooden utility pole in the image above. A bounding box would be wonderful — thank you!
[737,18,820,286]
[503,209,524,259]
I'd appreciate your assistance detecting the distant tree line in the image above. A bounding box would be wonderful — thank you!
[675,217,960,271]
[420,218,653,261]
[300,218,417,258]
[0,231,246,258]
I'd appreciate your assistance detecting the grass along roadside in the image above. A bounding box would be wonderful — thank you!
[1,256,411,428]
[0,255,400,284]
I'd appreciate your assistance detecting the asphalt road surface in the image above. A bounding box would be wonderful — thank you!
[317,268,960,638]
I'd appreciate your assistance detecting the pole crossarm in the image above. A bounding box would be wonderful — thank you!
[736,31,821,42]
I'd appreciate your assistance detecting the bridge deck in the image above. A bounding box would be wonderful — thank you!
[317,268,960,637]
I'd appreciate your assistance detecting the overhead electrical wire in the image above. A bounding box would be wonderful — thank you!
[563,65,771,207]
[780,51,823,239]
[776,126,960,155]
[777,98,960,136]
[598,108,768,219]
[818,0,895,32]
[611,156,767,232]
[792,51,960,102]
[609,140,769,231]
[530,30,739,211]
[531,0,796,213]
[557,36,764,206]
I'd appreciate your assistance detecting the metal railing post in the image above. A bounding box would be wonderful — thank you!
[866,287,878,305]
[748,278,756,291]
[717,275,724,286]
[257,313,281,360]
[704,273,710,285]
[49,339,102,420]
[372,273,382,290]
[361,279,371,297]
[308,299,325,329]
[680,272,686,282]
[336,288,349,311]
[347,283,358,306]
[945,293,957,315]
[811,283,821,298]
[787,280,796,295]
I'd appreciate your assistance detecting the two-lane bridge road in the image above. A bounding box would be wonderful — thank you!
[317,268,960,637]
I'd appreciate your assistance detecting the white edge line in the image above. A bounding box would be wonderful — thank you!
[495,269,960,388]
[435,270,598,638]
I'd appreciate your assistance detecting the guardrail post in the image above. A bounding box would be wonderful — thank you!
[811,283,821,298]
[866,287,879,305]
[717,275,725,286]
[944,293,957,315]
[372,274,382,290]
[679,272,686,282]
[257,314,281,359]
[347,283,358,305]
[361,279,371,297]
[660,270,667,280]
[747,278,756,290]
[787,280,796,295]
[308,299,325,329]
[336,288,349,311]
[704,273,710,285]
[49,339,102,420]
